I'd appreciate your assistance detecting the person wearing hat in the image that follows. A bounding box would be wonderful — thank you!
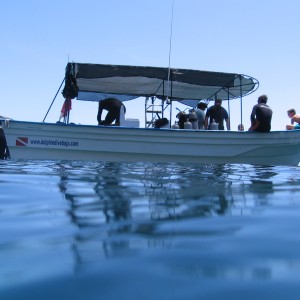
[205,99,230,130]
[248,94,272,132]
[195,102,207,130]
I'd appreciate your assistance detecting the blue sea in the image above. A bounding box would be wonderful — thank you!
[1,160,300,300]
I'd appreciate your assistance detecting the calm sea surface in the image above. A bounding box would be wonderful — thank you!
[1,160,300,299]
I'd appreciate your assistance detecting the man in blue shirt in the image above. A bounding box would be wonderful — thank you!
[195,102,207,130]
[205,99,230,130]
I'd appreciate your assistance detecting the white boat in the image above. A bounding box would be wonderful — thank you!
[1,62,300,166]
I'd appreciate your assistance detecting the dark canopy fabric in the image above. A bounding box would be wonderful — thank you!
[63,62,259,103]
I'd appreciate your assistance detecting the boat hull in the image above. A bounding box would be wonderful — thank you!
[2,120,300,165]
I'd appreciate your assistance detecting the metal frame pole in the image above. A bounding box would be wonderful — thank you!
[43,78,65,122]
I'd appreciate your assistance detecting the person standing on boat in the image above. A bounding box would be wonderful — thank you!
[205,99,230,130]
[195,102,207,130]
[97,98,126,126]
[248,94,273,132]
[286,108,300,130]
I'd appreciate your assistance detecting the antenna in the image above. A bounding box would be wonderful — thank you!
[166,0,175,103]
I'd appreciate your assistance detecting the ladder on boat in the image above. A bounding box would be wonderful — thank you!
[145,97,170,128]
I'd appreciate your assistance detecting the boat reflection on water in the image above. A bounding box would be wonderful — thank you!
[142,163,233,219]
[3,160,300,299]
[246,165,276,204]
[55,162,279,270]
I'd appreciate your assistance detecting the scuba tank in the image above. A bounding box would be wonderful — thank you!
[209,119,219,130]
[184,118,193,129]
[188,109,199,130]
[171,122,180,129]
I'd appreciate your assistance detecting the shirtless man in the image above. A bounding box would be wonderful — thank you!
[286,109,300,130]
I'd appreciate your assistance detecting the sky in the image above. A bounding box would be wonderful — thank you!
[1,0,300,130]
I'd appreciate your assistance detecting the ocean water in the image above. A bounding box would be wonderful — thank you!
[1,160,300,300]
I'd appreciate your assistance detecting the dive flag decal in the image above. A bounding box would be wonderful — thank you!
[16,137,28,146]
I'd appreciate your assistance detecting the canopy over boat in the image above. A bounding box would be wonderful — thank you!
[62,63,259,106]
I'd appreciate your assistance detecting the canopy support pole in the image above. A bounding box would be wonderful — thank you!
[43,78,65,122]
[227,88,230,130]
[239,75,243,127]
[169,80,173,127]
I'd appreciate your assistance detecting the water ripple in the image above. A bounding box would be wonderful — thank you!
[1,160,300,298]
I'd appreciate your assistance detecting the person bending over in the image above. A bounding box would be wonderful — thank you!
[97,98,126,126]
[248,94,272,132]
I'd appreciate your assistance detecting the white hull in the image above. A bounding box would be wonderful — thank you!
[2,120,300,165]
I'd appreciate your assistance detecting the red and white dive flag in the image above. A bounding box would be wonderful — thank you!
[60,98,72,119]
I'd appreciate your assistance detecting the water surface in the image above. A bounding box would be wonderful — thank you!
[1,160,300,299]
